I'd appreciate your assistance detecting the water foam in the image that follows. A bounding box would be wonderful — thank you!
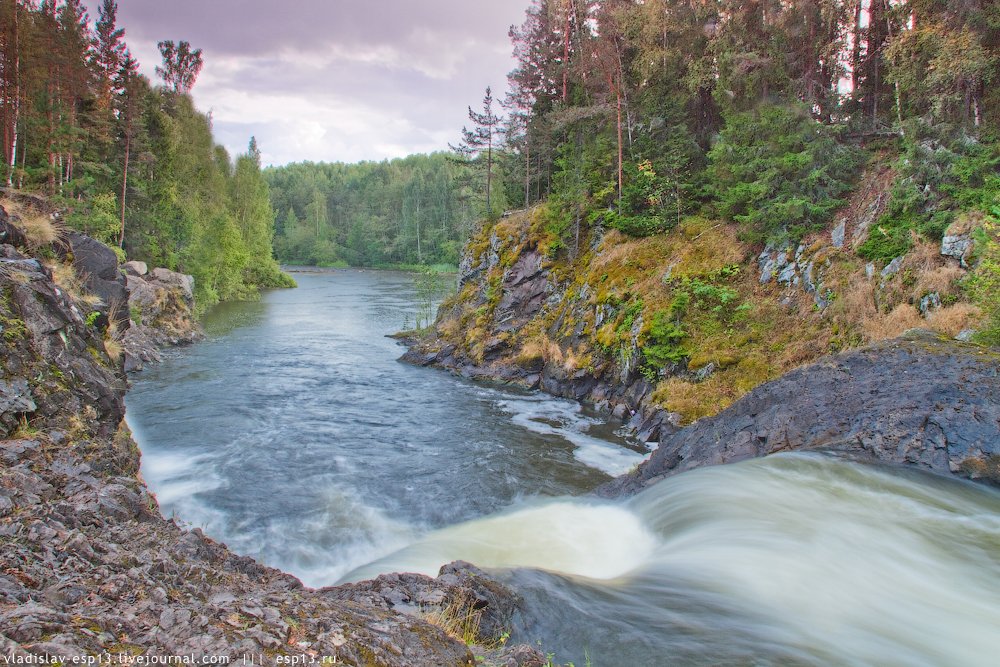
[339,499,658,583]
[498,395,649,476]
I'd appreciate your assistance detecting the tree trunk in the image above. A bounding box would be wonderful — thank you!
[119,130,130,248]
[605,68,624,207]
[415,197,422,264]
[524,139,530,207]
[486,134,493,215]
[562,0,572,103]
[5,1,20,187]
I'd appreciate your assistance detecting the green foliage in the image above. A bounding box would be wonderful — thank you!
[709,104,863,244]
[860,130,1000,262]
[413,268,455,331]
[966,222,1000,344]
[266,153,468,268]
[643,309,688,368]
[64,192,120,248]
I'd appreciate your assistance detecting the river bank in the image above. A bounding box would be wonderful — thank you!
[0,209,537,666]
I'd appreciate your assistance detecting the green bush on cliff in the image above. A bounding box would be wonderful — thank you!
[860,130,1000,262]
[709,104,863,244]
[967,222,1000,344]
[643,310,688,369]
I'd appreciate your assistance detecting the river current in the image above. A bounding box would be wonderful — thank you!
[126,270,1000,667]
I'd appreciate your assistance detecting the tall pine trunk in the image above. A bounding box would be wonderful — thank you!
[119,131,130,247]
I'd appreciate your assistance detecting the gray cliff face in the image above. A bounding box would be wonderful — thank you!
[120,261,203,372]
[598,330,1000,497]
[2,208,534,666]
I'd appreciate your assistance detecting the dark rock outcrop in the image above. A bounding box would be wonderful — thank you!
[65,231,129,328]
[1,248,123,439]
[121,266,202,372]
[598,330,1000,496]
[0,206,28,249]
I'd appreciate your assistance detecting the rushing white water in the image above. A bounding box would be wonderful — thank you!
[127,271,647,586]
[346,452,1000,666]
[342,500,658,582]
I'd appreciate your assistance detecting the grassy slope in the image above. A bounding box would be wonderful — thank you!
[434,165,983,424]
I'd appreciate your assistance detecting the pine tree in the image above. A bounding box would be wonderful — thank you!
[155,40,203,93]
[452,87,501,216]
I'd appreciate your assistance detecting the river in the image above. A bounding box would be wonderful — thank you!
[125,270,1000,667]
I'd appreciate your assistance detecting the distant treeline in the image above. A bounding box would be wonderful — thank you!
[264,153,473,268]
[0,0,292,310]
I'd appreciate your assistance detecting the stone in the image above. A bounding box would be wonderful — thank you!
[66,231,128,326]
[880,256,905,286]
[831,218,847,248]
[0,206,29,249]
[599,330,1000,497]
[941,234,973,267]
[0,379,36,427]
[149,267,195,301]
[919,292,942,315]
[123,260,148,276]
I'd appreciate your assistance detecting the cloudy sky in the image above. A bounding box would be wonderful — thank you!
[84,1,530,167]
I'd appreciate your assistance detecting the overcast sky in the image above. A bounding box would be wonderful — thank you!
[84,1,529,167]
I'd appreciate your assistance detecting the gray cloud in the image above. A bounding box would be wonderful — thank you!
[85,1,528,165]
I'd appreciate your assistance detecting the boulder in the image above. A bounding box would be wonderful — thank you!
[941,234,974,267]
[598,330,1000,497]
[149,267,195,301]
[66,231,128,327]
[123,260,148,277]
[0,206,28,249]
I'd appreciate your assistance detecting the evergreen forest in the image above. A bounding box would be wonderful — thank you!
[0,0,293,312]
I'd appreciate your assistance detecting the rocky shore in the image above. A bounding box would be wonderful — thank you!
[1,205,539,667]
[597,329,1000,496]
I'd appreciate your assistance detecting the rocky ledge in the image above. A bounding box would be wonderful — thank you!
[598,329,1000,497]
[1,208,541,666]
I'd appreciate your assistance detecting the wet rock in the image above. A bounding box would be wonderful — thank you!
[600,330,1000,496]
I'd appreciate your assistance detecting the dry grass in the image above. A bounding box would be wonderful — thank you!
[866,304,925,341]
[1,197,61,249]
[926,303,982,337]
[48,261,102,307]
[420,600,494,650]
[915,264,966,297]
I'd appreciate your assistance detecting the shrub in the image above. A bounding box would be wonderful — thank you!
[708,103,863,244]
[860,128,1000,262]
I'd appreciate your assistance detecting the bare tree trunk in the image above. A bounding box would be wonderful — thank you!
[486,130,493,215]
[119,131,130,247]
[524,139,530,207]
[562,0,572,103]
[415,197,422,264]
[605,69,624,207]
[17,123,25,188]
[852,0,863,94]
[5,1,20,187]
